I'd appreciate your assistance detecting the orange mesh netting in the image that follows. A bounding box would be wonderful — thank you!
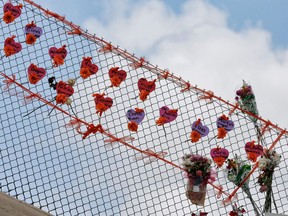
[0,1,288,216]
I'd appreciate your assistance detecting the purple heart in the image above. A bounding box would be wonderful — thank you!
[191,121,209,137]
[126,109,145,124]
[216,117,234,131]
[24,26,43,38]
[159,106,178,123]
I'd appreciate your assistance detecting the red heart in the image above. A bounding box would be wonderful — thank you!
[108,67,127,81]
[245,141,263,162]
[81,58,99,74]
[159,106,178,123]
[210,147,229,168]
[94,96,113,108]
[4,3,22,18]
[28,64,46,82]
[4,37,22,54]
[56,81,74,96]
[138,78,156,93]
[49,47,67,59]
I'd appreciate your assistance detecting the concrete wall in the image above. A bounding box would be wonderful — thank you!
[0,192,52,216]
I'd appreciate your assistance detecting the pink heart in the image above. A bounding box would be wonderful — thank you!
[109,67,127,81]
[56,81,74,96]
[4,37,22,54]
[191,121,209,137]
[94,96,113,108]
[49,47,67,59]
[210,147,229,159]
[245,142,263,157]
[28,64,46,81]
[126,109,145,124]
[159,106,178,123]
[210,147,229,168]
[217,117,234,131]
[24,26,43,38]
[81,58,99,74]
[138,78,156,93]
[4,3,22,18]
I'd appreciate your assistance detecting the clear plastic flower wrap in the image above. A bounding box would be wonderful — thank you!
[182,154,216,206]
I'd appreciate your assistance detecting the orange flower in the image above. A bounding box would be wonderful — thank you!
[213,157,226,168]
[28,72,39,84]
[190,130,201,143]
[25,33,37,45]
[219,114,229,121]
[135,108,144,113]
[247,152,258,163]
[80,67,91,79]
[217,127,227,139]
[96,102,108,116]
[3,11,15,24]
[110,76,121,87]
[26,21,36,28]
[56,93,68,104]
[4,45,15,57]
[128,121,138,132]
[156,117,167,126]
[139,90,150,101]
[53,55,64,66]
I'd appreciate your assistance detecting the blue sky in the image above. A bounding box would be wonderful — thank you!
[208,0,288,48]
[36,0,288,48]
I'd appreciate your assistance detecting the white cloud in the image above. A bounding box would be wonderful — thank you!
[83,0,288,128]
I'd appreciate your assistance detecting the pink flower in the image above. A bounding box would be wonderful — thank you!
[196,170,202,176]
[260,185,268,193]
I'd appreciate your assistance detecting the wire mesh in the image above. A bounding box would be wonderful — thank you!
[0,1,288,216]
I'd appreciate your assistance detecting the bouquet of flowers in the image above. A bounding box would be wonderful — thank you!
[182,154,216,206]
[229,204,246,216]
[257,149,281,213]
[226,156,260,216]
[235,81,258,123]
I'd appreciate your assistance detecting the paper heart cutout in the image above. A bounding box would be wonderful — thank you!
[49,47,67,59]
[4,37,22,54]
[24,26,43,38]
[191,121,209,137]
[127,109,145,124]
[94,96,113,109]
[109,67,127,81]
[56,81,74,96]
[138,78,156,93]
[81,58,99,74]
[217,117,234,131]
[28,64,46,82]
[4,3,22,18]
[159,106,178,123]
[245,141,263,162]
[210,147,229,168]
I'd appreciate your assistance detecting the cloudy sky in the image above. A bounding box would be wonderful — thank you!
[34,0,288,127]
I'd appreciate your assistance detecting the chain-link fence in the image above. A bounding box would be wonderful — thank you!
[0,1,287,215]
